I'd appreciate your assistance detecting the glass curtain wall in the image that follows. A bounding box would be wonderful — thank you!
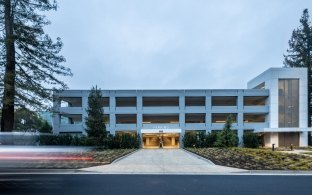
[278,79,299,127]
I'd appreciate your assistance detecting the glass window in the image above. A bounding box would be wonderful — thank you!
[278,79,299,127]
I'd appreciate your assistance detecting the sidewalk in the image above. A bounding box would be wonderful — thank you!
[280,149,312,157]
[81,149,245,174]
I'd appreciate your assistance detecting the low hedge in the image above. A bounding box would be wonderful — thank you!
[39,133,141,149]
[243,132,261,148]
[183,131,262,148]
[182,131,223,148]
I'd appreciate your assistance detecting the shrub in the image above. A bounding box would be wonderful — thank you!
[214,131,238,147]
[57,134,73,145]
[70,135,87,146]
[183,132,196,147]
[40,134,86,146]
[39,121,53,134]
[40,133,141,149]
[243,132,260,148]
[183,131,208,148]
[111,133,141,149]
[205,131,218,147]
[39,134,59,145]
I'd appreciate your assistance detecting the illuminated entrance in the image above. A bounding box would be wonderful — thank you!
[142,129,180,149]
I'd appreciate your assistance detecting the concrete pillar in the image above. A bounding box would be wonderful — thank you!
[146,137,150,145]
[300,132,308,146]
[237,90,244,146]
[179,93,185,148]
[206,91,212,133]
[171,137,175,146]
[271,132,279,147]
[82,96,89,132]
[179,95,185,126]
[109,92,116,134]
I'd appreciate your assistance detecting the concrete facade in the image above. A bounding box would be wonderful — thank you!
[248,68,309,147]
[53,67,311,147]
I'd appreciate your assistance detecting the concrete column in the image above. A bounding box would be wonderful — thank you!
[179,94,185,126]
[82,96,88,132]
[271,132,279,147]
[110,114,116,135]
[110,92,116,110]
[137,91,143,110]
[137,91,143,132]
[52,95,60,134]
[109,92,116,134]
[146,137,150,145]
[52,114,60,134]
[171,137,175,146]
[206,91,212,133]
[179,93,185,148]
[137,114,142,130]
[237,128,243,147]
[300,132,308,146]
[237,90,244,145]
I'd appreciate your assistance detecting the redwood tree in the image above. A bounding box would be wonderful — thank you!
[0,0,72,132]
[284,9,312,143]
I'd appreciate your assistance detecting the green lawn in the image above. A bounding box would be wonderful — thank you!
[186,147,312,170]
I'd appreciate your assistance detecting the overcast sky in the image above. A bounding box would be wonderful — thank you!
[45,0,311,90]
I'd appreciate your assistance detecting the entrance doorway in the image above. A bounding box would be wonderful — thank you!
[278,132,299,147]
[142,133,180,149]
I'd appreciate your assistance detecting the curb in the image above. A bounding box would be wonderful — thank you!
[245,170,312,175]
[182,148,215,165]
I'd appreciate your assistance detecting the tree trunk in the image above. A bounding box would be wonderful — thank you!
[1,0,16,132]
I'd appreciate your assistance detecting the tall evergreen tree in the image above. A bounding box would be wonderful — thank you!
[214,115,238,147]
[284,9,312,130]
[85,86,107,139]
[0,0,72,132]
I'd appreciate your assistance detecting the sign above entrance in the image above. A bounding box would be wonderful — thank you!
[150,125,170,129]
[141,129,181,134]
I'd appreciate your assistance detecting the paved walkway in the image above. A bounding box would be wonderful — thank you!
[81,149,245,174]
[280,149,312,157]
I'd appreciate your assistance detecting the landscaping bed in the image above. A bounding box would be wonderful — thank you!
[186,147,312,170]
[2,149,136,169]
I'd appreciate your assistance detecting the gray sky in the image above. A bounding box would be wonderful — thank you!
[45,0,311,90]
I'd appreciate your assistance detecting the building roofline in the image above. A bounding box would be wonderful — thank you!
[248,67,307,85]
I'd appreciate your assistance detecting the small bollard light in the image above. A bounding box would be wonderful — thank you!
[272,144,275,151]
